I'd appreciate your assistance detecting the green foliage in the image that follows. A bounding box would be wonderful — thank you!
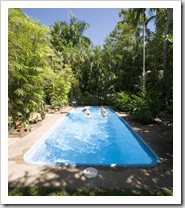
[8,8,173,125]
[50,16,91,51]
[129,90,161,123]
[78,91,104,106]
[49,8,173,112]
[113,91,131,111]
[113,90,161,123]
[8,9,75,125]
[8,186,173,196]
[46,65,74,107]
[8,9,53,123]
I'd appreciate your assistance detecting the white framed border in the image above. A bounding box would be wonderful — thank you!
[1,0,181,205]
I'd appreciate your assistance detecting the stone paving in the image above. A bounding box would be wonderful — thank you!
[8,107,173,191]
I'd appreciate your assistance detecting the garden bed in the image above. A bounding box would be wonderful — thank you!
[8,122,42,138]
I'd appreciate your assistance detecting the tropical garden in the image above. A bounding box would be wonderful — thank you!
[8,8,173,127]
[8,8,173,197]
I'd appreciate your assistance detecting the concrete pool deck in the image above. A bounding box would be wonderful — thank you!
[8,107,173,190]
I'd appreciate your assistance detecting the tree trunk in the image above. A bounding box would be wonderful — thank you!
[142,11,146,91]
[162,8,173,107]
[163,8,173,72]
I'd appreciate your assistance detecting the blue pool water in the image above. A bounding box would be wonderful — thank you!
[23,106,159,167]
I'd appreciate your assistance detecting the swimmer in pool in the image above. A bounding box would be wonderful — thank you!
[101,106,107,117]
[82,107,88,113]
[86,112,91,117]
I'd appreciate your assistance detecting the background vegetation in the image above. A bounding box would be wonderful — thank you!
[8,8,173,125]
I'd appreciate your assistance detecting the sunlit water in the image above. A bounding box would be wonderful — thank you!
[24,106,159,167]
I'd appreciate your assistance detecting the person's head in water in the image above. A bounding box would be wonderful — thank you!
[86,113,91,117]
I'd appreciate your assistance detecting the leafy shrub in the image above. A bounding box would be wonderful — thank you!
[129,90,160,124]
[113,90,161,124]
[113,91,131,111]
[78,91,104,106]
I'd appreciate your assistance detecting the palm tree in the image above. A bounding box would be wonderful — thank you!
[163,8,173,72]
[147,8,173,106]
[119,8,148,90]
[50,15,91,51]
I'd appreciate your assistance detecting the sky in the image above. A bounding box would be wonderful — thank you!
[21,8,122,47]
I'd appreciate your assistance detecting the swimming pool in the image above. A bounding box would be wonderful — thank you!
[23,106,160,167]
